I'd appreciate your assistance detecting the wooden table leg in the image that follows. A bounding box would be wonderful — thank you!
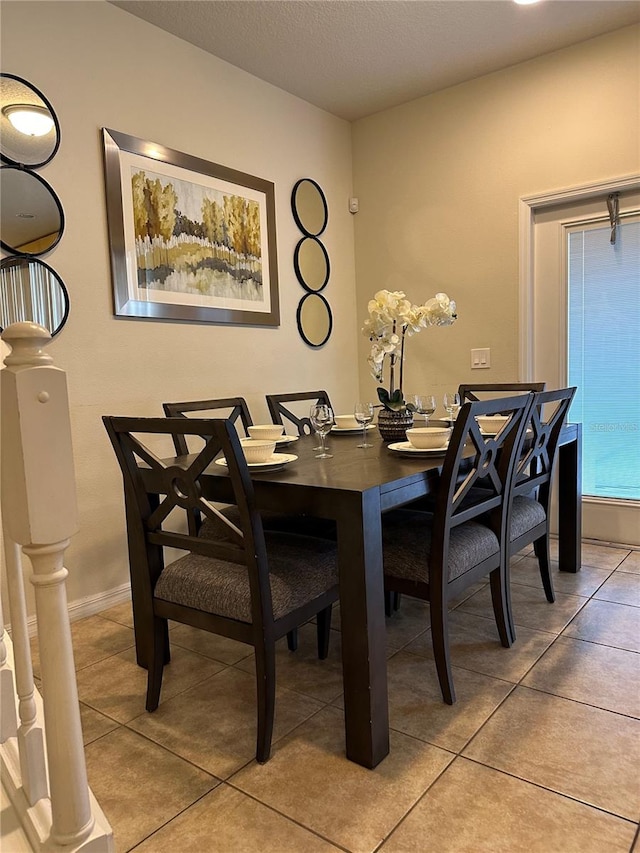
[558,424,582,573]
[336,489,389,768]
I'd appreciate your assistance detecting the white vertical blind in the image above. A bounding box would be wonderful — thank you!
[567,217,640,500]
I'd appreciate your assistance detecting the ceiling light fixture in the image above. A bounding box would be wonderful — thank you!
[1,104,54,137]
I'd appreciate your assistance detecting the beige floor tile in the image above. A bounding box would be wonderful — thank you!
[405,610,554,683]
[84,727,217,853]
[135,783,340,852]
[170,622,253,665]
[232,705,453,853]
[234,622,345,704]
[593,570,640,607]
[511,554,612,597]
[551,539,630,570]
[79,702,120,745]
[618,550,640,575]
[459,581,586,634]
[463,686,640,820]
[383,597,432,651]
[563,599,640,652]
[381,757,637,853]
[385,650,514,752]
[99,600,135,629]
[30,615,134,677]
[522,636,640,718]
[128,665,324,779]
[77,644,226,723]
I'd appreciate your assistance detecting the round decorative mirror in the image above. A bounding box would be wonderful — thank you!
[0,74,60,168]
[0,256,69,337]
[294,236,330,293]
[291,178,328,237]
[0,166,64,255]
[296,292,332,348]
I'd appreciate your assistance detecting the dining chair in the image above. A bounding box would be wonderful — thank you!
[103,415,339,763]
[162,395,335,653]
[508,386,577,605]
[266,389,333,436]
[381,393,535,704]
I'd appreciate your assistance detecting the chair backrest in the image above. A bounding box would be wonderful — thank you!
[513,386,577,508]
[266,390,332,436]
[431,394,535,583]
[458,383,546,404]
[162,397,253,456]
[103,416,275,627]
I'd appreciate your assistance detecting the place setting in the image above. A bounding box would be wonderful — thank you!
[215,425,298,472]
[387,425,452,457]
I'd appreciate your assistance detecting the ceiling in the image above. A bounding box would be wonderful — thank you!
[111,0,640,121]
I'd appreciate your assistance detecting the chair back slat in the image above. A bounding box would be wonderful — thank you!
[458,382,546,404]
[162,397,254,455]
[266,390,332,436]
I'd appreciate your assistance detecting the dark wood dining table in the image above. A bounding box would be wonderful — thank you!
[140,421,581,769]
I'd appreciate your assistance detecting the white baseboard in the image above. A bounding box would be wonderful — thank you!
[10,583,132,639]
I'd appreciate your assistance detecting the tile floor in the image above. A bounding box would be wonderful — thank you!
[35,541,640,852]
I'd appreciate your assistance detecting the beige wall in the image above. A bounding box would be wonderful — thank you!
[0,1,358,609]
[352,25,640,410]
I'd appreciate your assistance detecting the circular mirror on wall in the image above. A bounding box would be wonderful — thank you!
[0,74,60,168]
[0,256,69,337]
[0,166,65,255]
[296,292,332,348]
[294,235,330,292]
[291,178,328,237]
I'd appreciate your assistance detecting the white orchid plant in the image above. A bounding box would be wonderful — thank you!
[362,289,457,411]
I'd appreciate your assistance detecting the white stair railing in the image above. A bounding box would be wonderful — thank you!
[1,322,113,852]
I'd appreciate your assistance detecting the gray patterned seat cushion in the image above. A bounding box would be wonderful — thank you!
[510,495,547,540]
[154,531,337,623]
[382,510,499,583]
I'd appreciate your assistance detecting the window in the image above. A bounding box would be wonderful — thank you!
[567,216,640,500]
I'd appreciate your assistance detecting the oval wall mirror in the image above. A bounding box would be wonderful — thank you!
[0,256,69,337]
[0,74,60,168]
[294,236,330,292]
[291,178,328,237]
[0,166,65,255]
[296,292,332,348]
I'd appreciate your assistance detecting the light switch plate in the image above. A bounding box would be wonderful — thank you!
[471,348,491,369]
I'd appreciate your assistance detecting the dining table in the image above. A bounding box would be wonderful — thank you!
[134,420,582,769]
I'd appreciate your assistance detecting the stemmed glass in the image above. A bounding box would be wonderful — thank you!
[310,404,335,458]
[412,394,436,426]
[443,392,461,425]
[354,401,374,448]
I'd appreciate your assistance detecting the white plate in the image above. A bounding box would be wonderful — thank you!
[275,434,299,445]
[215,453,298,472]
[387,441,449,456]
[331,424,376,434]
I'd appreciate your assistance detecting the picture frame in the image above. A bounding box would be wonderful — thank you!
[102,128,279,326]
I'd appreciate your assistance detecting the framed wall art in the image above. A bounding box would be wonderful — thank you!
[102,128,279,326]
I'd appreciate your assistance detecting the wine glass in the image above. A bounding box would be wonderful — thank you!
[443,392,461,425]
[412,394,436,426]
[310,404,334,458]
[354,401,374,448]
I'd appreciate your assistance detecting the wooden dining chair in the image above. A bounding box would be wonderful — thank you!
[382,393,535,704]
[508,386,577,605]
[162,397,253,455]
[266,390,333,436]
[103,415,339,763]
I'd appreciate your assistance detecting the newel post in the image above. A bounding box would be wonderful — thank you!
[1,322,94,845]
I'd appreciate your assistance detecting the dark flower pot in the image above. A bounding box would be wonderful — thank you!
[377,409,414,442]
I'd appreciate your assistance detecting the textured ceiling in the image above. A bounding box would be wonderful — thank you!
[111,0,640,121]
